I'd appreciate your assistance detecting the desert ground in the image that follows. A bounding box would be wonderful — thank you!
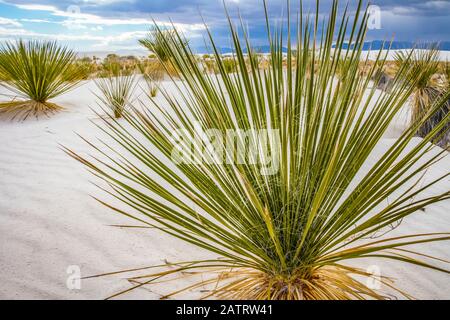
[0,76,449,299]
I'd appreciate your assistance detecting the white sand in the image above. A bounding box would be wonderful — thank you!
[0,79,449,299]
[361,49,450,61]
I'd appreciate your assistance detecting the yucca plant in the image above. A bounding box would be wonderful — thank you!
[149,85,158,98]
[139,27,186,78]
[336,57,353,80]
[202,58,219,74]
[68,0,450,299]
[395,48,450,148]
[139,28,172,63]
[94,73,137,119]
[137,62,162,97]
[0,40,84,120]
[223,57,238,73]
[444,61,450,89]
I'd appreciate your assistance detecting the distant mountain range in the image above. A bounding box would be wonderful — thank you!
[77,41,450,59]
[192,45,287,54]
[195,41,450,54]
[336,41,450,51]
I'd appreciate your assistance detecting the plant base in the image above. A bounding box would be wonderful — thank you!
[0,100,64,121]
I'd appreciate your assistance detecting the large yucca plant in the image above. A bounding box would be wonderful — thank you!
[68,0,450,299]
[0,40,84,120]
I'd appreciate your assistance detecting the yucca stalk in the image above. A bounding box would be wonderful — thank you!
[94,73,137,119]
[0,40,83,120]
[396,47,450,148]
[68,0,450,299]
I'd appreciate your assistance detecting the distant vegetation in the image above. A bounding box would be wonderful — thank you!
[1,38,449,126]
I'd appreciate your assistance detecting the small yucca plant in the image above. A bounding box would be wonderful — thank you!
[94,73,137,119]
[396,48,450,148]
[137,62,162,97]
[444,61,450,89]
[0,40,84,120]
[68,0,450,299]
[336,57,353,80]
[149,84,158,97]
[222,58,237,73]
[202,58,219,74]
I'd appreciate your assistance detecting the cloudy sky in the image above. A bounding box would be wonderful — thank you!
[0,0,449,53]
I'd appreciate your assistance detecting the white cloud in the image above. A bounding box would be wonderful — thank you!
[10,2,149,26]
[10,2,205,32]
[1,1,205,50]
[422,1,450,10]
[390,6,420,15]
[62,15,150,26]
[80,0,132,5]
[0,26,146,44]
[20,18,56,24]
[0,17,22,27]
[15,4,58,11]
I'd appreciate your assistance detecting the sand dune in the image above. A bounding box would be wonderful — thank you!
[0,79,448,299]
[361,49,450,61]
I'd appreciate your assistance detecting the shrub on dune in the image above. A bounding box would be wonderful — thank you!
[68,0,450,300]
[0,40,84,120]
